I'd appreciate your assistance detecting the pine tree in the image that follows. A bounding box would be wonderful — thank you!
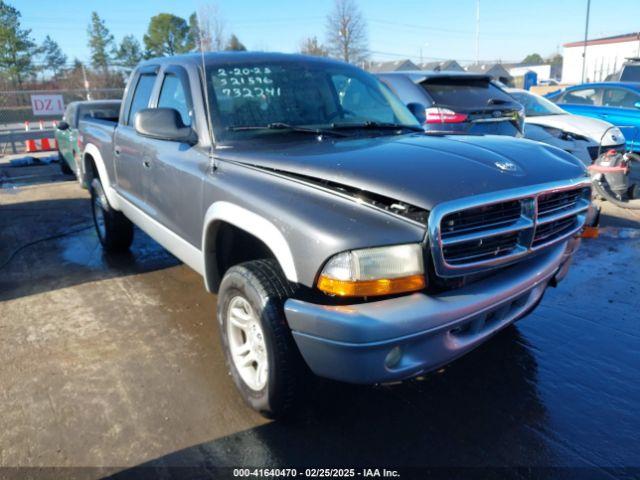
[0,1,37,86]
[87,12,115,70]
[225,34,246,52]
[116,35,143,69]
[41,35,67,78]
[143,13,191,57]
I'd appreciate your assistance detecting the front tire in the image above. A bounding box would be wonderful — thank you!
[90,177,134,252]
[218,259,306,418]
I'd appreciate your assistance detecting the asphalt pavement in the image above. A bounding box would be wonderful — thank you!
[1,157,639,480]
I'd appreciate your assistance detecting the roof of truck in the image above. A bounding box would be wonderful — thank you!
[138,51,352,68]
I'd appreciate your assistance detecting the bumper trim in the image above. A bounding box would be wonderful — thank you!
[285,240,576,384]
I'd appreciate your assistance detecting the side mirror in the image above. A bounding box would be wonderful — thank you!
[634,101,640,109]
[134,108,196,144]
[406,102,426,123]
[57,121,70,131]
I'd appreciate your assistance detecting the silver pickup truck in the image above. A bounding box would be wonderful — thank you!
[78,52,591,417]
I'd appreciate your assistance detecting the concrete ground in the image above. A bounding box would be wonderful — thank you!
[1,157,639,479]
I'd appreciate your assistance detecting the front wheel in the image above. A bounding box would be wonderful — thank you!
[217,259,307,418]
[90,177,134,251]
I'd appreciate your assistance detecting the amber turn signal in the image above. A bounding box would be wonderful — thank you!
[581,226,599,239]
[317,274,426,297]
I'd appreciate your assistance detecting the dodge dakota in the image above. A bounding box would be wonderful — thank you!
[78,52,591,417]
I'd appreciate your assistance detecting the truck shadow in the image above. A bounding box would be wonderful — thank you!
[0,197,180,302]
[109,328,552,477]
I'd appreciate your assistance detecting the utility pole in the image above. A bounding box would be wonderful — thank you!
[581,0,591,83]
[81,64,92,101]
[475,0,480,65]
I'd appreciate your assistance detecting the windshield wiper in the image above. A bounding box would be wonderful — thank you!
[330,121,424,132]
[228,122,350,137]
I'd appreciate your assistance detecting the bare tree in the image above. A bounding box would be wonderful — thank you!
[299,36,328,57]
[325,0,368,64]
[196,3,226,52]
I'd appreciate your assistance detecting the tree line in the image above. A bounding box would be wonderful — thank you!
[0,0,369,89]
[0,1,249,88]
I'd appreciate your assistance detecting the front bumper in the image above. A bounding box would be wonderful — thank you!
[285,238,580,384]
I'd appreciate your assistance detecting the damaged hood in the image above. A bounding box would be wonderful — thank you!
[525,114,624,146]
[219,133,587,210]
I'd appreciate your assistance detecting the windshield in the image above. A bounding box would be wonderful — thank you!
[206,61,420,141]
[509,90,566,117]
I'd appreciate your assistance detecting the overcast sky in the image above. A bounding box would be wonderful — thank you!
[16,0,640,65]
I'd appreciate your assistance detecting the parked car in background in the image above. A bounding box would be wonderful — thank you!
[508,88,625,165]
[55,100,121,177]
[546,82,640,150]
[619,58,640,82]
[377,71,524,136]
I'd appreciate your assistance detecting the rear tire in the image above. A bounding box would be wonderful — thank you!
[90,177,134,252]
[217,259,307,418]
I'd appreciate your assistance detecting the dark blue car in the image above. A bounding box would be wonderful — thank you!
[377,71,524,137]
[546,82,640,150]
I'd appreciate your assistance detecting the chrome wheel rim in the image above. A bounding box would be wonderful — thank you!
[226,296,268,391]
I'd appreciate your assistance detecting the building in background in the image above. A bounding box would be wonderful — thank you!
[368,59,419,73]
[418,60,464,72]
[562,32,640,84]
[465,63,513,85]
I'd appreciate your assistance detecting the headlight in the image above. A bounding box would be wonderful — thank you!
[609,127,625,143]
[317,244,425,297]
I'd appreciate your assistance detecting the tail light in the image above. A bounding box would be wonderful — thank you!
[425,107,468,124]
[77,134,83,151]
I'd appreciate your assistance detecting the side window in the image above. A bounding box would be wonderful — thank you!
[63,105,73,123]
[127,74,157,125]
[331,74,395,123]
[559,88,600,106]
[602,88,640,109]
[158,73,192,126]
[379,78,398,96]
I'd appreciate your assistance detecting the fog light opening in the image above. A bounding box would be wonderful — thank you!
[385,346,403,369]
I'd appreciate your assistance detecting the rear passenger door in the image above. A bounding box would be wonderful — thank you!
[114,66,159,211]
[142,65,205,247]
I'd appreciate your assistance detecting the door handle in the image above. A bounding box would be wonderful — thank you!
[114,146,121,156]
[142,159,151,169]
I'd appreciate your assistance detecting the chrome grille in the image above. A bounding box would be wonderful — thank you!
[532,216,577,247]
[443,231,520,264]
[441,200,521,237]
[537,188,589,218]
[428,179,591,277]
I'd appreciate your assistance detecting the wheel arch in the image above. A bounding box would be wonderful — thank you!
[202,202,298,292]
[82,144,120,209]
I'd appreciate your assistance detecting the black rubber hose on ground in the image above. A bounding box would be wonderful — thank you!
[0,223,93,271]
[593,181,640,210]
